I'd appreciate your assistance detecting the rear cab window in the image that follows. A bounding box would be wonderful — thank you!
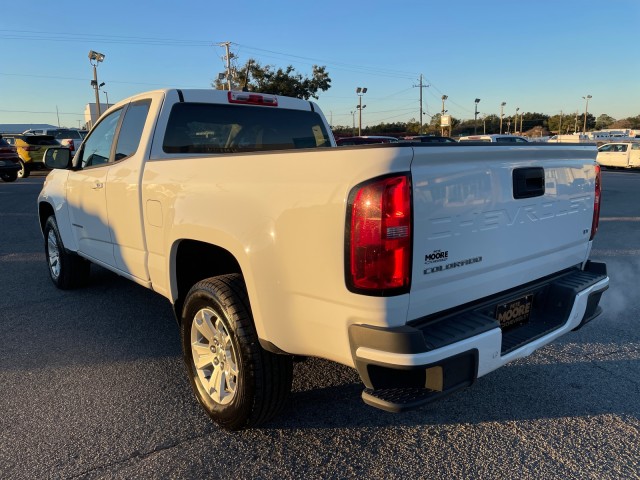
[162,103,332,154]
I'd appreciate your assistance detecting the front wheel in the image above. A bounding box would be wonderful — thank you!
[43,216,90,289]
[0,172,18,182]
[181,274,293,430]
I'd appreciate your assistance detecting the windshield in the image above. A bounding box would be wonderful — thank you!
[53,129,83,140]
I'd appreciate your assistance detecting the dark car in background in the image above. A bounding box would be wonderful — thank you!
[2,134,59,178]
[0,136,21,182]
[335,135,399,146]
[402,135,457,143]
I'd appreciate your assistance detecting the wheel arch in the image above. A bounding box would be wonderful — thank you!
[171,239,243,325]
[38,202,56,235]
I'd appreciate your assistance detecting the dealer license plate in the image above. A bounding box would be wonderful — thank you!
[495,294,533,330]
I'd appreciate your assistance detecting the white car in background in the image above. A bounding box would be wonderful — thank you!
[596,142,640,169]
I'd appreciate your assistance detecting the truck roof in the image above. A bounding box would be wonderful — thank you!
[110,89,318,113]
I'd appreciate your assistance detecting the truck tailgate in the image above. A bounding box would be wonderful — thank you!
[408,144,597,320]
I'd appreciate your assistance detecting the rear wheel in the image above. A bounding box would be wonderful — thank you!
[44,216,90,289]
[181,274,293,430]
[0,172,18,182]
[17,160,30,178]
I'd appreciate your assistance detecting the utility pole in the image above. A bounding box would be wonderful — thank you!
[499,102,506,134]
[582,94,592,133]
[218,41,233,90]
[413,74,428,134]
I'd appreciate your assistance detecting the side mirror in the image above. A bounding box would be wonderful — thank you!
[44,147,72,169]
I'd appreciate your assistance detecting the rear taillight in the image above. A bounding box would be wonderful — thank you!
[346,174,412,295]
[590,164,601,240]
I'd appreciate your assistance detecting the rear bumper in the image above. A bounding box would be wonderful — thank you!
[349,262,609,412]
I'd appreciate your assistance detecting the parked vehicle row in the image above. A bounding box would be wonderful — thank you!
[0,128,85,179]
[2,134,59,178]
[335,134,531,146]
[336,135,459,146]
[23,128,85,156]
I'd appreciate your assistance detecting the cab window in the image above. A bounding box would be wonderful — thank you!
[114,100,151,161]
[80,109,123,168]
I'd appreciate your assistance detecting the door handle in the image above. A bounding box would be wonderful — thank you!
[92,182,104,190]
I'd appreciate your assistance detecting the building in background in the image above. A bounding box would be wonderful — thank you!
[84,103,110,129]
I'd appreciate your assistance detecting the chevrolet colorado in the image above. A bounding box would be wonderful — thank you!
[38,89,608,430]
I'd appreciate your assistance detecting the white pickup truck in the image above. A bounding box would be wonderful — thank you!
[596,141,640,169]
[38,89,609,430]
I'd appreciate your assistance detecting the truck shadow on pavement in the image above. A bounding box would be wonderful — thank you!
[263,345,640,430]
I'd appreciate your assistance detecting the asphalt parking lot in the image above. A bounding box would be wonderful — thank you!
[0,170,638,479]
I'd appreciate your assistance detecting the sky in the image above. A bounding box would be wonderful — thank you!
[1,0,639,129]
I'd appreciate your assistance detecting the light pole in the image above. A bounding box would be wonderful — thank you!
[520,111,524,133]
[499,102,507,134]
[103,90,110,109]
[515,107,520,134]
[582,94,592,133]
[350,111,356,135]
[88,50,105,119]
[356,87,367,136]
[474,98,481,134]
[481,115,487,134]
[441,95,448,136]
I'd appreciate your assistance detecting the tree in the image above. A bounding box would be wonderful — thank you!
[214,59,331,100]
[595,114,616,130]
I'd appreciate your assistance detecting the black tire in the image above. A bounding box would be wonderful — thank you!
[0,171,18,182]
[17,160,30,178]
[43,216,90,289]
[181,274,293,430]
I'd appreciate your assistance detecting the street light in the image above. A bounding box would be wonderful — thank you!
[88,50,105,118]
[582,94,592,133]
[499,102,507,134]
[103,90,110,109]
[356,87,367,136]
[350,110,356,135]
[474,98,481,134]
[441,95,448,135]
[515,107,520,134]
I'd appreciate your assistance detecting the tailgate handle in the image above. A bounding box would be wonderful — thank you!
[513,167,545,199]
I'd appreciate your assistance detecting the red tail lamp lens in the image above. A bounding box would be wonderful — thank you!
[347,174,412,295]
